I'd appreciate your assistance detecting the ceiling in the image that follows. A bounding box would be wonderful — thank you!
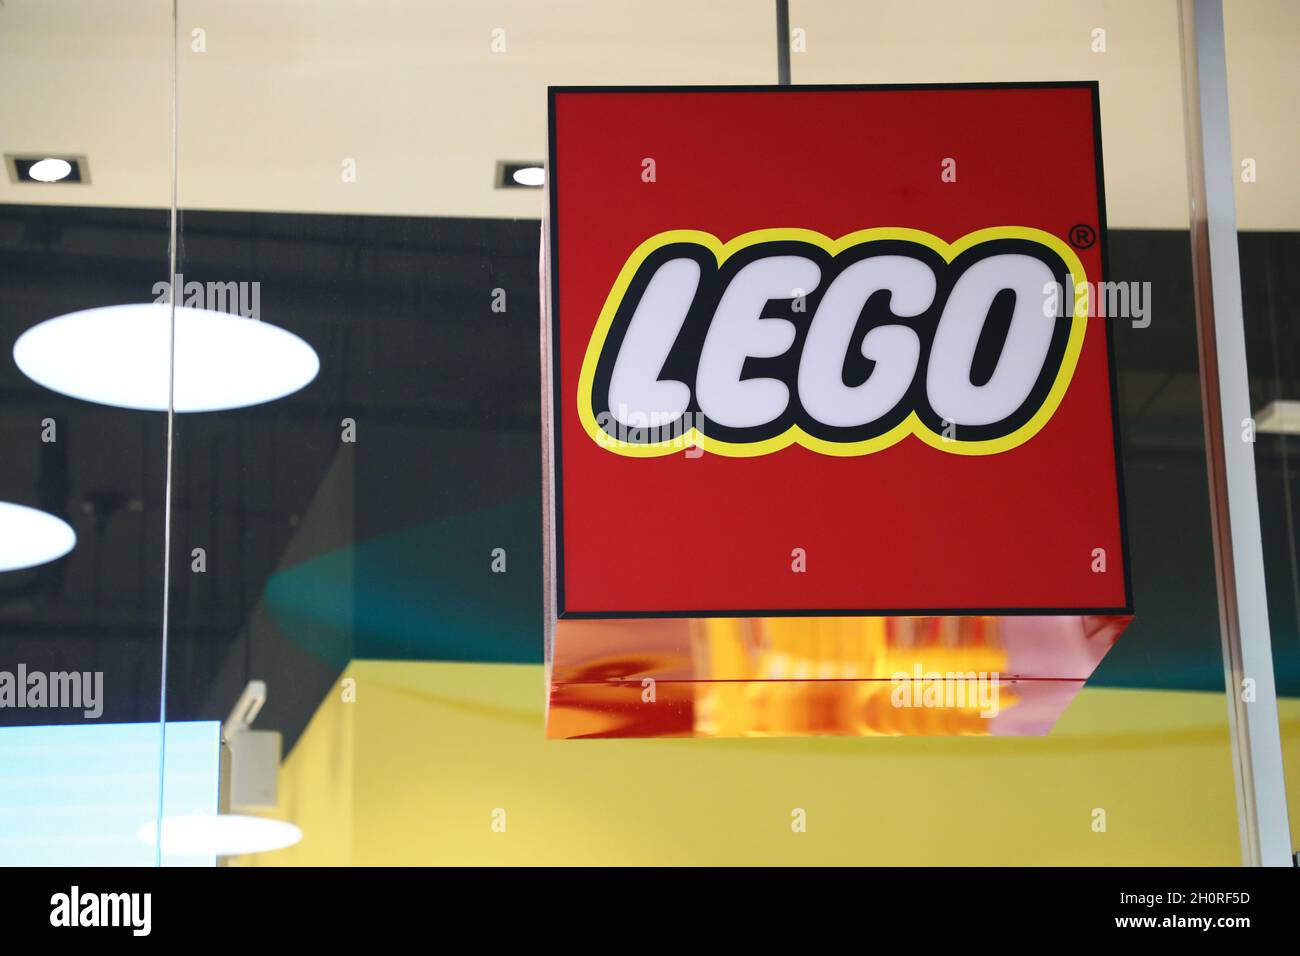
[1,0,1297,229]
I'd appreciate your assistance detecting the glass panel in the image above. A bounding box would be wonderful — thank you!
[165,0,775,865]
[0,1,178,865]
[780,0,1243,862]
[1224,0,1300,857]
[151,0,1258,865]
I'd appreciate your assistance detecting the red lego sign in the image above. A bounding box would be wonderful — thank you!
[546,84,1130,619]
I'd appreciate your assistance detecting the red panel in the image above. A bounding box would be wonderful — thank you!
[550,85,1128,618]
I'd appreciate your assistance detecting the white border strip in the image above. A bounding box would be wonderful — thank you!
[1180,0,1292,866]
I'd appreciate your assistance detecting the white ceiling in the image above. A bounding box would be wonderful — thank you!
[1,0,1296,229]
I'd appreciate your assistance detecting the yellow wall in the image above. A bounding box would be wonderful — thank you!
[238,660,1300,866]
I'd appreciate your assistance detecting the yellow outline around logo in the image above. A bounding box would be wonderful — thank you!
[576,226,1089,458]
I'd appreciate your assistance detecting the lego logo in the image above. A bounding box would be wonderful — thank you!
[578,227,1089,457]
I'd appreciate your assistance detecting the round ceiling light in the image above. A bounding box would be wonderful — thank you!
[0,502,76,572]
[14,304,320,412]
[28,158,73,182]
[137,814,303,857]
[512,165,545,187]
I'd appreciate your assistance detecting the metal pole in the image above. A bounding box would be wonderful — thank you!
[155,0,180,870]
[1178,0,1293,866]
[776,0,791,86]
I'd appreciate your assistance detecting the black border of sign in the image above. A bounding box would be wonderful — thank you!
[547,82,1134,621]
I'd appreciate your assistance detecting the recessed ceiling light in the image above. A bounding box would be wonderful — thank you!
[136,814,303,857]
[512,166,545,187]
[6,153,88,184]
[496,160,544,189]
[0,502,76,572]
[29,158,73,182]
[13,304,320,413]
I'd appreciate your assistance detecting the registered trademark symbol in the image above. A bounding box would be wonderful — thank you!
[1068,223,1096,249]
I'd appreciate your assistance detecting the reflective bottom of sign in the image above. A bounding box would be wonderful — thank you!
[547,615,1131,738]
